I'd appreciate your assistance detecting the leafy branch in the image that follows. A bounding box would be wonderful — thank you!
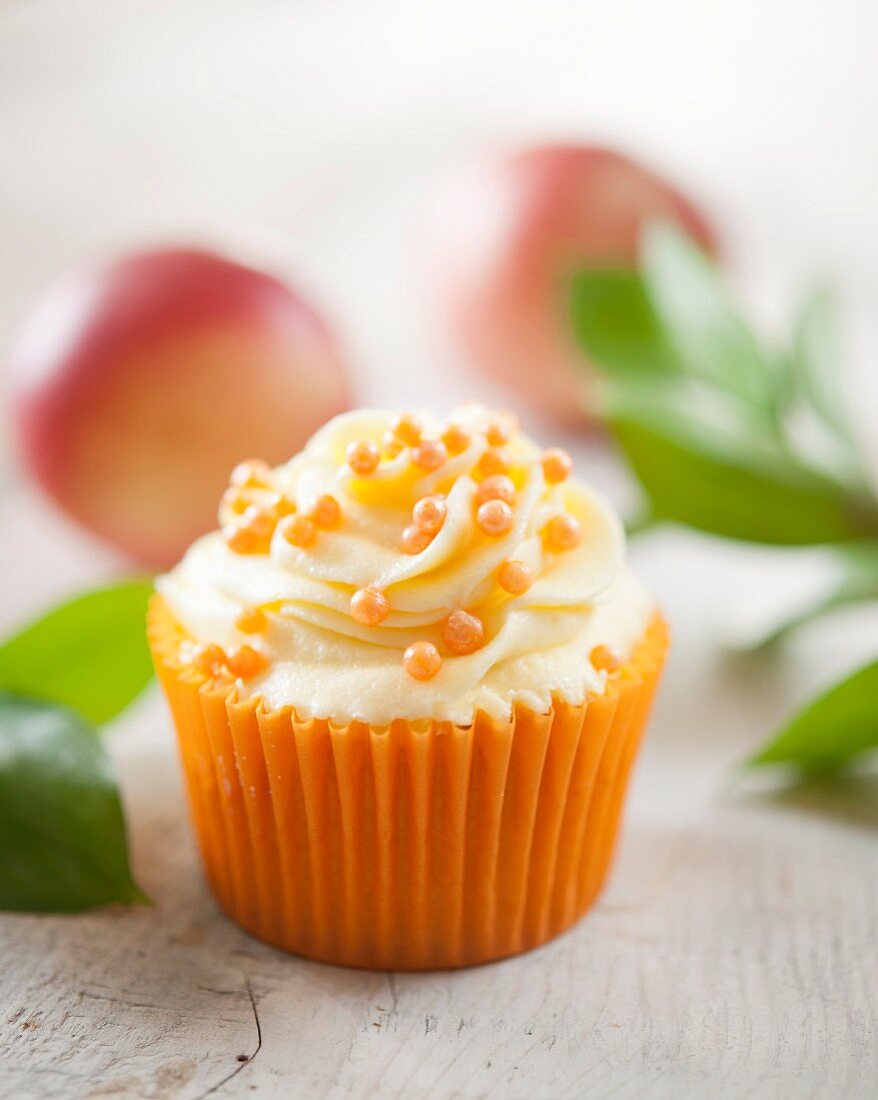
[569,223,878,776]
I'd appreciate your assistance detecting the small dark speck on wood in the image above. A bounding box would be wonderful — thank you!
[194,974,261,1099]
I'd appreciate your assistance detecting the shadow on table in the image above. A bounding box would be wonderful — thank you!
[733,770,878,833]
[652,644,804,758]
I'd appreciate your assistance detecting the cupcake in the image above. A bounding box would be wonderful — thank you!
[149,405,668,969]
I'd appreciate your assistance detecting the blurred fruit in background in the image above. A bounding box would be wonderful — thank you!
[435,144,716,424]
[9,247,350,567]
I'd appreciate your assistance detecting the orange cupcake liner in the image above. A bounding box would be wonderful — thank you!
[148,595,669,970]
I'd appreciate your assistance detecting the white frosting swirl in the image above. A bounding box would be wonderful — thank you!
[158,407,654,724]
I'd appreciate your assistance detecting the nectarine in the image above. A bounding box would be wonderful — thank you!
[9,247,350,566]
[436,145,715,424]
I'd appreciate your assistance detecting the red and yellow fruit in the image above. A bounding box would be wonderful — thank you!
[435,144,715,424]
[9,247,350,566]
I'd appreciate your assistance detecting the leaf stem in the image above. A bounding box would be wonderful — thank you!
[625,511,658,539]
[740,593,855,653]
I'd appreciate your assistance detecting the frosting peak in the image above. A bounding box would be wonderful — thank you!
[158,406,653,723]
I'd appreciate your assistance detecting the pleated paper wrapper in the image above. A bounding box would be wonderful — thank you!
[148,595,669,970]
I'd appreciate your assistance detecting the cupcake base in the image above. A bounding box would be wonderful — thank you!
[148,596,669,970]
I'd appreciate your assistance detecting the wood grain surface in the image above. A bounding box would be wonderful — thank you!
[2,680,876,1099]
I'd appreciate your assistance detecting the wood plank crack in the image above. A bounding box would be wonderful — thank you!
[194,972,262,1099]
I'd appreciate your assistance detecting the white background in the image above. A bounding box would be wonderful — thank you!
[2,0,878,416]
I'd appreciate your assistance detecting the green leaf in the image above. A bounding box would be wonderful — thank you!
[568,268,677,376]
[604,379,878,544]
[793,287,850,438]
[0,693,144,911]
[642,222,775,411]
[0,581,154,726]
[748,659,878,774]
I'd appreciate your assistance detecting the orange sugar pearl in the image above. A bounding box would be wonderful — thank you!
[230,458,271,489]
[412,494,447,535]
[411,438,448,472]
[279,513,316,548]
[226,644,267,680]
[235,606,268,634]
[442,609,485,655]
[475,449,507,478]
[382,430,405,458]
[544,513,582,552]
[346,439,381,477]
[223,524,267,555]
[403,640,442,681]
[486,418,511,447]
[313,494,341,528]
[241,506,277,540]
[475,474,516,507]
[590,644,622,674]
[401,523,433,554]
[390,411,423,446]
[541,447,573,484]
[192,643,227,676]
[264,492,296,519]
[221,488,253,516]
[476,498,515,537]
[441,422,471,455]
[497,559,534,596]
[350,586,390,626]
